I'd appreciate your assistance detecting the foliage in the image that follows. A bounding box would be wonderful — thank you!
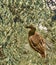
[0,0,56,65]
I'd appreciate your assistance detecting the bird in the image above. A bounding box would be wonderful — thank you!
[25,24,46,58]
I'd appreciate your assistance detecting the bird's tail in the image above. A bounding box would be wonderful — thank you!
[41,50,46,58]
[41,54,45,58]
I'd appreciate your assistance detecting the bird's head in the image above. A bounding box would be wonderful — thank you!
[25,24,36,30]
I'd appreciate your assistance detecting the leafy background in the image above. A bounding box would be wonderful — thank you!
[0,0,56,65]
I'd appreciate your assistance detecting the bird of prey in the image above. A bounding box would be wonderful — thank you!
[25,25,46,58]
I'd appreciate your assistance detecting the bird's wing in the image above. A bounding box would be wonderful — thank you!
[32,33,45,46]
[29,33,46,54]
[29,36,40,53]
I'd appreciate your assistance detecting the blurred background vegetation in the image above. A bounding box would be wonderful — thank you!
[0,0,56,65]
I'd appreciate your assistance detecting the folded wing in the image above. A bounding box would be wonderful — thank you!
[29,33,46,57]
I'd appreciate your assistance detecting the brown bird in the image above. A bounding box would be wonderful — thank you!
[25,24,46,58]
